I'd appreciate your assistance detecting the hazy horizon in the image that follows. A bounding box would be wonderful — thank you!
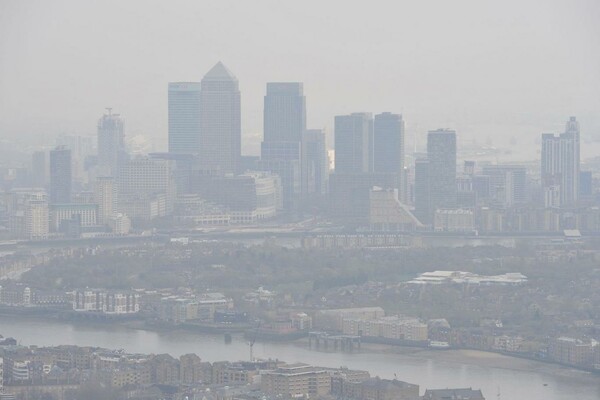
[1,0,599,155]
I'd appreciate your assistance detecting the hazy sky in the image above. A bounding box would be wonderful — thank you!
[1,0,599,155]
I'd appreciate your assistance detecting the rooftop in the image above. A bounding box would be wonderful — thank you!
[203,61,237,81]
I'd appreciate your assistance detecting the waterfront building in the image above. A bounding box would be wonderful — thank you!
[423,388,485,400]
[73,289,140,314]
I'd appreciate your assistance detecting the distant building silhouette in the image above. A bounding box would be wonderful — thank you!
[49,146,72,204]
[258,83,307,211]
[373,112,405,199]
[427,129,457,213]
[413,158,431,225]
[373,112,404,174]
[95,176,116,225]
[199,62,241,175]
[481,165,528,207]
[97,109,125,177]
[334,113,373,174]
[30,151,47,188]
[168,82,202,155]
[541,116,580,207]
[302,129,329,198]
[263,83,306,143]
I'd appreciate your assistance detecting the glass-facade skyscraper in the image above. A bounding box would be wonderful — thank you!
[427,129,457,214]
[49,146,72,204]
[168,82,201,155]
[260,82,306,210]
[263,82,306,143]
[199,62,241,175]
[334,113,373,174]
[373,112,404,175]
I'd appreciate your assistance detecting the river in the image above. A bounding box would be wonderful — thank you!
[1,317,599,399]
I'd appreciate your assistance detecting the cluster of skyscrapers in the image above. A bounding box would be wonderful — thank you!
[1,61,598,240]
[167,64,328,213]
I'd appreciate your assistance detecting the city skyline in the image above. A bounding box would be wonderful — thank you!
[1,1,599,154]
[1,3,599,400]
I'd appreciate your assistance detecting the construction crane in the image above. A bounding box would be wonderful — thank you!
[248,321,261,361]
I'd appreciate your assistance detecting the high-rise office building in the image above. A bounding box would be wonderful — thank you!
[541,116,580,207]
[427,129,457,213]
[373,112,405,199]
[199,62,241,174]
[117,157,176,219]
[25,199,49,240]
[302,129,329,197]
[334,113,373,174]
[260,82,306,210]
[481,165,528,207]
[413,158,431,225]
[264,83,306,143]
[95,176,116,225]
[30,151,47,188]
[580,171,593,198]
[373,112,404,175]
[49,146,72,204]
[168,82,202,154]
[97,109,125,177]
[258,142,301,211]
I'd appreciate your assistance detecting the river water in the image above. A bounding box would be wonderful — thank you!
[1,317,599,399]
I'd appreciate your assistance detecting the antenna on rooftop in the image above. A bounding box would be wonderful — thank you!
[106,107,112,116]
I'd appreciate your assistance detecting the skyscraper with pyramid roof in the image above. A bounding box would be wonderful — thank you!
[199,62,241,174]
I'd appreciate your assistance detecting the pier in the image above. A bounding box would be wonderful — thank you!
[308,331,361,352]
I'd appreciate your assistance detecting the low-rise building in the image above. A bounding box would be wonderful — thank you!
[314,307,385,332]
[434,208,475,232]
[343,316,428,342]
[408,271,528,286]
[291,312,312,330]
[261,363,331,398]
[549,337,596,367]
[333,377,419,400]
[423,388,485,400]
[50,203,98,231]
[73,290,139,314]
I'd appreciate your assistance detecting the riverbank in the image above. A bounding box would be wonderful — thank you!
[1,312,598,381]
[291,338,599,381]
